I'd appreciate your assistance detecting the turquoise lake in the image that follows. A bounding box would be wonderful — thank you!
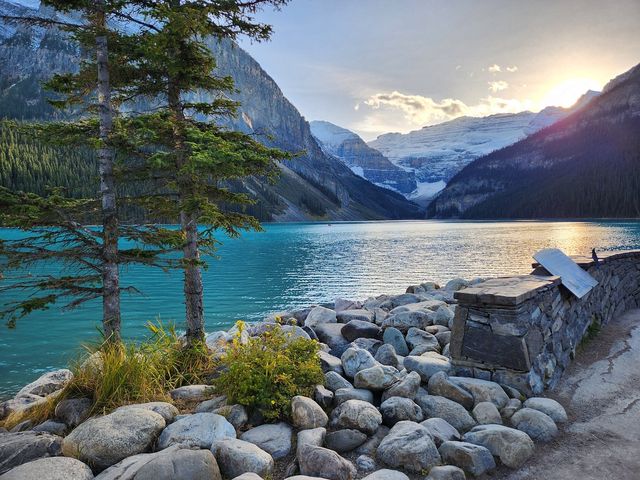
[2,219,640,398]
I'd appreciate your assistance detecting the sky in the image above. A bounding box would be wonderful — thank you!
[239,0,640,140]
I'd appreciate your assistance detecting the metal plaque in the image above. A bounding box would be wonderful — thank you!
[533,248,598,298]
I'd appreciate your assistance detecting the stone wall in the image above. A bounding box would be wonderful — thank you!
[450,250,640,395]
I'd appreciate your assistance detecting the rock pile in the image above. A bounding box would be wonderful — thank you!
[0,279,568,479]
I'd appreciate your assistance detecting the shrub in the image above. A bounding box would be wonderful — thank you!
[213,322,324,420]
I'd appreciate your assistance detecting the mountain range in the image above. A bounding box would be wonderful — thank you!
[0,0,421,222]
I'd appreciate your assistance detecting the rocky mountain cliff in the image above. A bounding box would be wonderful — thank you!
[0,0,421,221]
[367,92,599,201]
[309,120,416,195]
[427,64,640,219]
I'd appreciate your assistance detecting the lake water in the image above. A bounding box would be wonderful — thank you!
[2,219,640,398]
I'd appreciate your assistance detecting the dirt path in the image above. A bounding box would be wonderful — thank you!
[493,308,640,480]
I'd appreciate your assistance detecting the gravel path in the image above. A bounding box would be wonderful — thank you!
[494,308,640,480]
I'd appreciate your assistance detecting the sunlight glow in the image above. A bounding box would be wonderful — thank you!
[542,78,602,108]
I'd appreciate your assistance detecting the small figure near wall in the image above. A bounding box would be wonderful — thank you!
[592,248,600,266]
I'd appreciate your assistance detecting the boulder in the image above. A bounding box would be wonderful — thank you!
[324,371,353,392]
[324,429,367,453]
[0,457,92,480]
[427,372,474,410]
[314,324,351,357]
[439,440,496,476]
[157,413,235,450]
[374,344,399,368]
[211,439,273,479]
[195,396,228,413]
[0,395,49,421]
[405,328,439,351]
[510,408,558,442]
[523,397,568,423]
[330,399,382,435]
[304,306,337,328]
[420,418,461,446]
[54,398,92,428]
[115,402,179,424]
[291,396,328,429]
[436,331,452,347]
[426,465,466,480]
[234,474,263,480]
[296,427,325,459]
[380,397,423,426]
[415,390,476,432]
[213,404,248,430]
[240,423,292,460]
[355,454,376,472]
[335,298,362,313]
[404,353,452,382]
[0,432,62,475]
[382,328,409,356]
[353,365,402,391]
[318,351,343,374]
[337,309,374,323]
[169,385,211,402]
[382,371,420,402]
[334,388,374,406]
[408,343,441,356]
[313,385,334,408]
[63,409,165,470]
[463,424,534,468]
[449,377,509,409]
[501,398,522,420]
[297,445,356,480]
[341,347,377,379]
[433,305,455,327]
[350,338,383,356]
[32,420,67,436]
[376,421,441,473]
[362,470,409,480]
[473,402,502,425]
[341,321,381,342]
[381,311,431,331]
[353,425,390,456]
[444,278,469,291]
[16,370,72,398]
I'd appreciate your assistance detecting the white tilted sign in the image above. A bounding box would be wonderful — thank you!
[533,248,598,299]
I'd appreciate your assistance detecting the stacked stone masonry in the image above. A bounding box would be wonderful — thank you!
[450,250,640,395]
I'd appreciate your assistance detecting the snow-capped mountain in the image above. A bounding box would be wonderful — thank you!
[368,92,599,199]
[310,120,416,194]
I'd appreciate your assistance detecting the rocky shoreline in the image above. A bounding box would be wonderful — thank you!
[0,278,568,480]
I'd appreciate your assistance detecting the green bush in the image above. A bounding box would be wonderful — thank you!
[213,322,324,420]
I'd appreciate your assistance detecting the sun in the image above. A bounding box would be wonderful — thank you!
[542,78,602,108]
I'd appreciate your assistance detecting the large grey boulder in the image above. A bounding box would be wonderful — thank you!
[376,421,441,473]
[32,420,67,436]
[0,395,50,421]
[0,432,62,475]
[314,385,334,408]
[382,328,409,356]
[334,388,374,406]
[353,365,402,391]
[168,385,210,402]
[510,408,558,442]
[0,457,92,480]
[54,398,92,428]
[473,402,502,425]
[330,400,382,435]
[379,397,423,426]
[298,445,356,480]
[324,429,367,453]
[463,424,535,468]
[362,470,409,480]
[213,404,248,431]
[404,353,451,382]
[304,306,337,328]
[415,390,476,432]
[296,428,325,460]
[337,309,374,323]
[420,418,461,446]
[211,439,273,479]
[425,465,466,480]
[374,344,399,368]
[291,396,328,429]
[157,413,235,450]
[341,321,381,342]
[233,474,263,480]
[318,351,343,374]
[324,371,353,392]
[341,347,377,379]
[350,338,383,356]
[115,402,179,424]
[439,440,496,476]
[427,372,474,410]
[194,396,228,414]
[314,324,351,357]
[449,377,509,409]
[501,398,522,420]
[405,328,439,351]
[523,397,568,423]
[382,371,420,402]
[63,409,165,470]
[240,423,292,460]
[16,370,72,398]
[381,311,431,331]
[433,305,455,327]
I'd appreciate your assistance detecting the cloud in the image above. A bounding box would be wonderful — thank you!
[356,90,534,137]
[488,64,502,73]
[488,80,509,92]
[506,66,518,72]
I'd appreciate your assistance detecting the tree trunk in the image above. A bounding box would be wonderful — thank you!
[95,3,121,342]
[168,80,205,344]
